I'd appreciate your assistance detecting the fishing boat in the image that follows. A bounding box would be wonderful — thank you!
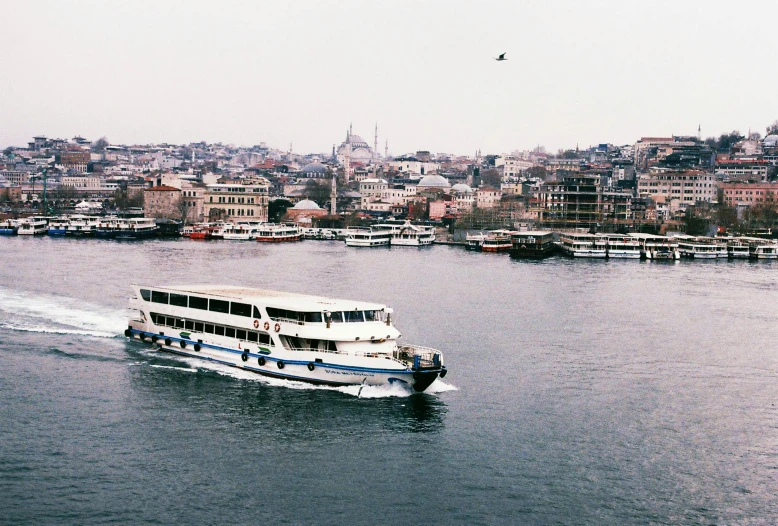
[255,223,303,242]
[125,285,447,392]
[508,231,556,258]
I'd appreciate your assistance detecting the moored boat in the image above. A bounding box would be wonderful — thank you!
[256,223,303,242]
[125,285,447,392]
[465,232,487,251]
[17,217,48,235]
[597,234,641,259]
[390,221,435,247]
[115,218,159,240]
[481,230,515,252]
[558,232,606,258]
[508,231,556,258]
[344,226,392,247]
[0,219,18,235]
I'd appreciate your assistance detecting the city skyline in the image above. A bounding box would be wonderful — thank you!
[2,0,777,154]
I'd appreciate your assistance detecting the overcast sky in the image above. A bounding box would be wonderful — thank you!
[1,0,777,155]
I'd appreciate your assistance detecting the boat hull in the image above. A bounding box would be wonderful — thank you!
[126,327,442,392]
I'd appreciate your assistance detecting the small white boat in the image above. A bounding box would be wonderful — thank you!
[17,217,48,235]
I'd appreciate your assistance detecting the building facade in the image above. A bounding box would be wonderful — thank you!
[203,183,269,222]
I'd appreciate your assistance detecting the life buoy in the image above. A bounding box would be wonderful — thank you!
[180,341,186,349]
[277,360,285,369]
[274,323,281,332]
[257,357,266,366]
[241,353,248,362]
[164,338,172,346]
[253,319,260,329]
[307,363,315,371]
[263,321,270,331]
[194,344,201,352]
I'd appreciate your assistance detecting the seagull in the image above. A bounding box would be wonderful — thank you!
[495,52,507,61]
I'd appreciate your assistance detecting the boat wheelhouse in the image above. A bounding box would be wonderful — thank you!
[344,226,392,247]
[390,221,435,246]
[558,233,606,258]
[508,231,556,258]
[115,218,159,240]
[256,223,302,242]
[0,219,17,235]
[126,285,446,392]
[17,217,48,235]
[597,234,641,259]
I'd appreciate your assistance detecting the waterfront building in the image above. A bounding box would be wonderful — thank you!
[144,185,182,220]
[721,182,778,210]
[203,182,269,222]
[636,169,717,204]
[537,173,633,229]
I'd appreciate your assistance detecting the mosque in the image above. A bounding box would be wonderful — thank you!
[335,124,379,165]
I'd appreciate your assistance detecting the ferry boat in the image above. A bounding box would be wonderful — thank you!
[95,217,119,238]
[628,233,679,260]
[481,230,515,253]
[508,231,556,258]
[17,217,48,235]
[465,232,488,251]
[65,215,98,237]
[125,285,447,392]
[46,217,70,236]
[725,237,751,259]
[256,223,303,242]
[390,221,435,246]
[344,226,392,247]
[558,233,606,258]
[597,234,641,259]
[115,218,159,240]
[675,236,720,259]
[223,222,263,241]
[748,238,778,259]
[0,219,17,235]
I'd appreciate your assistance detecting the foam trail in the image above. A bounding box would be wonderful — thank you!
[0,287,126,338]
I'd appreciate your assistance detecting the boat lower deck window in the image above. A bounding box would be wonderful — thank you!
[185,320,194,330]
[225,327,235,338]
[174,319,184,329]
[194,322,204,332]
[204,324,214,334]
[215,325,225,336]
[248,332,258,342]
[236,329,246,340]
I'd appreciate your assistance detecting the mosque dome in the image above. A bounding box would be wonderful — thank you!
[348,135,370,149]
[417,174,451,188]
[292,199,322,210]
[451,183,473,194]
[764,134,778,148]
[301,162,327,174]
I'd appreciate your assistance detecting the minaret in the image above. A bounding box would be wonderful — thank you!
[330,173,337,215]
[385,139,388,160]
[344,143,351,184]
[374,123,378,161]
[697,124,701,140]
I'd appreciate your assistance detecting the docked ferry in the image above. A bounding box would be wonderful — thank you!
[125,285,446,392]
[597,234,642,259]
[390,221,435,246]
[256,223,303,242]
[508,231,556,258]
[558,233,606,258]
[481,230,515,252]
[115,218,159,240]
[0,219,17,235]
[47,217,70,236]
[344,226,392,247]
[17,217,48,235]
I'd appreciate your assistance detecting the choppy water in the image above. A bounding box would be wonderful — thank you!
[1,236,777,524]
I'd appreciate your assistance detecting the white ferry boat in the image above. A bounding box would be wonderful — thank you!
[17,217,48,235]
[558,233,606,258]
[597,234,641,259]
[481,230,515,253]
[465,232,488,251]
[344,226,392,247]
[724,237,751,259]
[256,223,303,242]
[47,217,70,236]
[390,221,435,246]
[115,218,159,240]
[628,233,679,260]
[675,236,720,259]
[65,215,98,237]
[223,222,263,241]
[747,238,778,259]
[125,285,446,392]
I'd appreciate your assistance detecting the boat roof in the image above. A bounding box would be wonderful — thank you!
[511,230,553,236]
[136,284,388,312]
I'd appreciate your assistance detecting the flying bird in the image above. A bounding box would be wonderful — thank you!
[495,52,507,61]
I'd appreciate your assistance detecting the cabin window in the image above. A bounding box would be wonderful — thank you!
[185,320,194,330]
[194,322,204,332]
[230,302,251,317]
[259,333,272,345]
[304,312,323,323]
[247,332,258,342]
[174,318,184,329]
[225,327,235,338]
[140,289,151,301]
[204,324,214,334]
[364,310,378,322]
[170,294,188,307]
[166,317,176,327]
[330,312,343,323]
[253,306,262,318]
[151,291,169,304]
[236,329,247,340]
[215,325,225,336]
[345,311,364,323]
[209,299,230,313]
[189,296,208,310]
